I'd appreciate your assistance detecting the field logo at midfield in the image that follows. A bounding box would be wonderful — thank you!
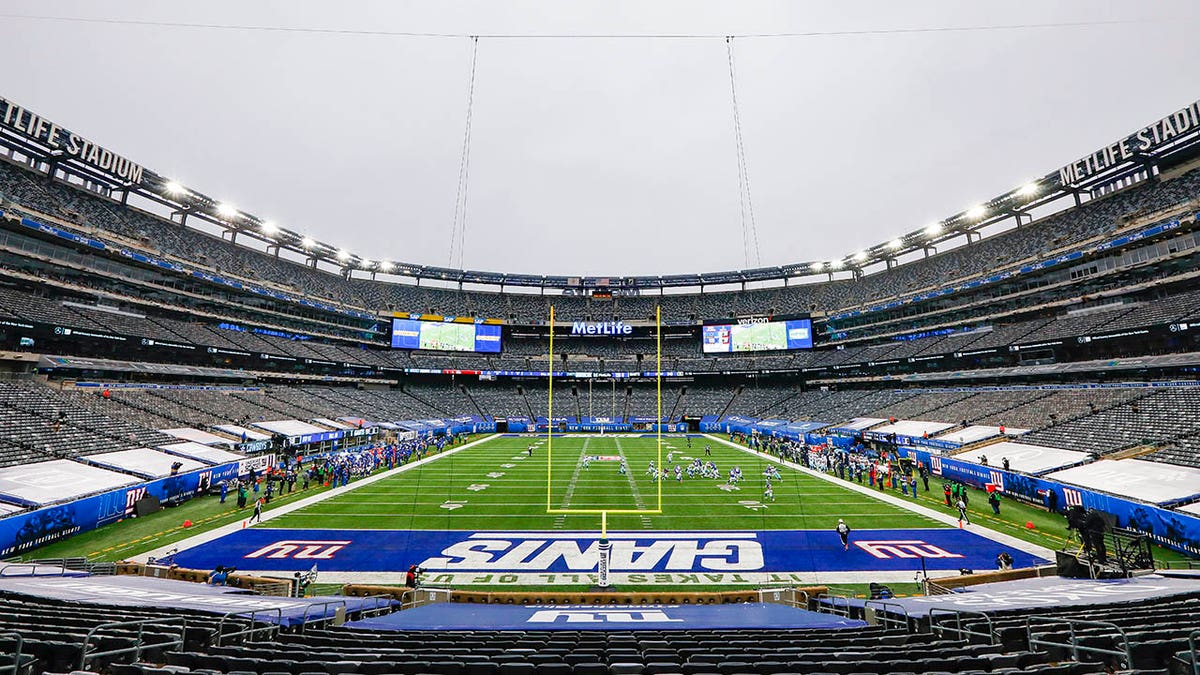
[528,608,682,624]
[420,532,764,572]
[854,540,963,560]
[246,540,351,560]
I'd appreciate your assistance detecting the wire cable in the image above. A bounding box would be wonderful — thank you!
[446,37,479,269]
[0,13,1154,40]
[726,37,762,269]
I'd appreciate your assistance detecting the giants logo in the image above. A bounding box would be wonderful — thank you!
[988,471,1005,492]
[422,532,763,572]
[855,540,964,560]
[528,609,682,624]
[124,487,148,515]
[245,540,351,560]
[1063,488,1084,507]
[930,456,943,475]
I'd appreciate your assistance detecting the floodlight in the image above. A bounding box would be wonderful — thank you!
[854,250,868,262]
[362,259,375,269]
[811,261,824,272]
[336,249,351,261]
[260,220,279,236]
[829,259,843,270]
[966,205,987,220]
[925,222,944,237]
[301,237,315,249]
[1017,182,1038,197]
[888,238,904,250]
[164,181,186,196]
[216,202,238,218]
[380,261,395,272]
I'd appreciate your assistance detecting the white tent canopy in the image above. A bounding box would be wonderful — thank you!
[1046,459,1200,505]
[157,442,245,465]
[88,448,208,479]
[956,442,1089,474]
[0,460,139,506]
[160,428,237,447]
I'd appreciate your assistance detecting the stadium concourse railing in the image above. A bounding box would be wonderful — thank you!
[0,632,22,675]
[341,583,829,607]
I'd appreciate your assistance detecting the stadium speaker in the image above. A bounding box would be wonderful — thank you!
[135,493,162,517]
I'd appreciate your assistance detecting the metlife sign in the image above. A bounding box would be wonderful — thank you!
[570,321,633,336]
[171,527,1044,586]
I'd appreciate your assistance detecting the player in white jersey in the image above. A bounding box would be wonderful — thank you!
[675,465,683,482]
[764,480,775,502]
[667,451,674,464]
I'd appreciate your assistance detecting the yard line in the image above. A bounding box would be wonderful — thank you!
[553,439,590,529]
[615,438,654,529]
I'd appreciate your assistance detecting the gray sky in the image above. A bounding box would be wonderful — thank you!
[2,0,1199,278]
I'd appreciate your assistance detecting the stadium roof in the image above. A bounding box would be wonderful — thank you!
[2,93,1199,291]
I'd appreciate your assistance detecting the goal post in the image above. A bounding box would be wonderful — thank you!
[544,304,664,516]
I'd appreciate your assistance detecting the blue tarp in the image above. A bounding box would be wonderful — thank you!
[0,574,394,627]
[346,602,866,631]
[818,575,1200,618]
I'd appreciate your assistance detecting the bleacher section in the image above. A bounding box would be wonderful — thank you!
[0,571,1198,675]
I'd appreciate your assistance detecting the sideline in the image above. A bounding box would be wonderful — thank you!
[132,434,501,563]
[704,434,1056,561]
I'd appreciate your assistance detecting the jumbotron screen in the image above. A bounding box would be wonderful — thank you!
[390,319,502,353]
[702,319,813,353]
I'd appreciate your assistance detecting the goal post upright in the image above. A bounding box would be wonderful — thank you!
[656,303,663,511]
[546,304,554,512]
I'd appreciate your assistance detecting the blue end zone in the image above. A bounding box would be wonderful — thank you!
[345,602,867,631]
[172,528,1045,575]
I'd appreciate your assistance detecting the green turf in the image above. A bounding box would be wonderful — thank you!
[22,432,1193,590]
[265,434,942,532]
[26,475,340,562]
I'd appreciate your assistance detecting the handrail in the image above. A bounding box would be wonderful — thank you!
[929,608,996,644]
[299,599,348,631]
[1024,615,1131,670]
[216,608,281,646]
[360,594,400,617]
[0,632,22,675]
[78,617,187,670]
[1183,629,1200,675]
[1158,559,1200,569]
[862,600,910,632]
[817,593,854,618]
[0,562,71,577]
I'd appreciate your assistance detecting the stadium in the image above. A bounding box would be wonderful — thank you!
[1,4,1200,675]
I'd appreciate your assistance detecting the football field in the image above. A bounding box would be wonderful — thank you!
[267,434,933,531]
[163,434,1052,588]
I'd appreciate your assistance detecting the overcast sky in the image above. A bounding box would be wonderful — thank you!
[3,0,1200,277]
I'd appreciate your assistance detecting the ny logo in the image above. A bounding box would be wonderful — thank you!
[124,487,148,514]
[528,609,682,623]
[855,540,964,559]
[1063,488,1084,507]
[245,540,351,560]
